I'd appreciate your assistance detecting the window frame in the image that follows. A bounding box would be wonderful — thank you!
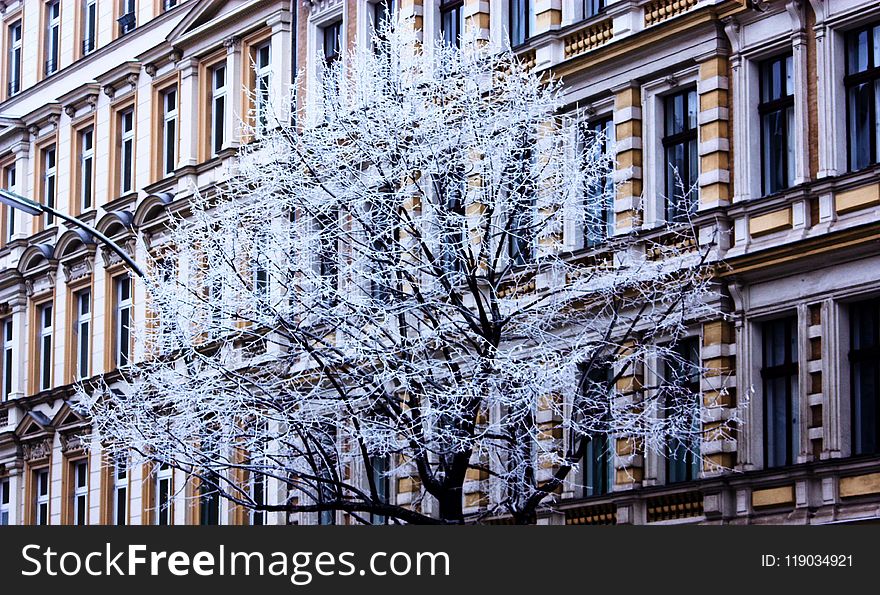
[37,302,54,392]
[1,317,12,401]
[209,62,227,157]
[78,126,95,213]
[44,0,61,77]
[160,84,178,177]
[580,115,616,248]
[34,467,50,525]
[154,462,173,525]
[844,21,880,172]
[758,54,795,196]
[0,476,10,525]
[42,144,57,228]
[508,0,535,49]
[579,362,614,497]
[81,0,98,56]
[111,453,128,525]
[73,288,91,380]
[114,275,133,368]
[849,298,880,456]
[71,458,89,525]
[439,0,463,48]
[253,41,272,136]
[7,18,22,97]
[761,316,800,469]
[663,337,701,484]
[661,87,699,223]
[118,108,135,196]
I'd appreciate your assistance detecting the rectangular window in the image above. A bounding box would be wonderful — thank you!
[45,1,61,76]
[317,209,338,302]
[118,109,135,195]
[161,86,178,176]
[198,472,220,525]
[43,145,57,227]
[4,164,15,241]
[254,42,272,135]
[118,0,136,36]
[7,19,22,96]
[248,469,265,525]
[850,299,880,456]
[112,454,128,525]
[71,460,88,525]
[74,289,90,379]
[845,22,880,171]
[82,0,97,55]
[759,55,795,195]
[664,338,701,483]
[1,318,12,400]
[507,146,535,266]
[509,0,535,48]
[253,237,269,301]
[210,64,226,156]
[581,117,615,247]
[663,88,698,222]
[34,468,50,525]
[322,22,342,67]
[369,455,388,525]
[79,127,94,212]
[114,276,132,367]
[582,0,605,19]
[762,317,799,468]
[581,363,613,497]
[163,0,178,11]
[38,303,53,392]
[154,463,173,525]
[0,477,9,525]
[438,168,465,277]
[440,0,463,48]
[373,0,395,35]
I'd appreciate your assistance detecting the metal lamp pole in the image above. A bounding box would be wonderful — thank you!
[0,188,145,278]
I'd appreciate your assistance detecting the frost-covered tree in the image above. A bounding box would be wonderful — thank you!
[78,25,730,524]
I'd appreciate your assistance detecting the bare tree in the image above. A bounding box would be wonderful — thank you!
[78,25,731,525]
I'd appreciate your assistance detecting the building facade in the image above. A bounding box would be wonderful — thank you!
[1,0,880,525]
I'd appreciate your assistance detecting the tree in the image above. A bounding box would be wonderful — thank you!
[78,25,730,525]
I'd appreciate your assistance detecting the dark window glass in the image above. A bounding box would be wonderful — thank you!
[850,299,880,456]
[580,363,613,497]
[759,55,795,195]
[663,88,698,222]
[507,144,535,266]
[440,0,463,48]
[323,21,343,66]
[762,317,799,468]
[664,338,701,483]
[199,472,220,525]
[845,23,880,171]
[581,117,615,247]
[509,0,532,47]
[582,0,605,19]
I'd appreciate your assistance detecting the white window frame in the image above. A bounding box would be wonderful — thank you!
[112,454,128,525]
[83,0,97,55]
[162,86,178,176]
[45,0,61,76]
[641,66,700,228]
[306,4,344,115]
[210,64,227,156]
[154,463,173,525]
[119,109,135,195]
[4,164,15,241]
[8,19,22,95]
[72,459,88,525]
[253,42,272,136]
[38,303,53,391]
[35,468,50,525]
[80,127,94,211]
[115,276,132,367]
[0,477,9,525]
[1,318,12,400]
[74,289,90,379]
[43,145,57,226]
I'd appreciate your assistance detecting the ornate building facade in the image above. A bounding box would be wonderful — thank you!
[1,0,880,525]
